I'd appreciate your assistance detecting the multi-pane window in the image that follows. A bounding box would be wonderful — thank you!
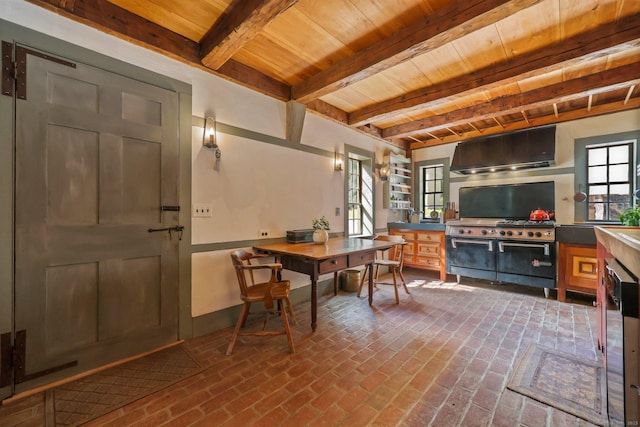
[347,158,363,235]
[421,164,444,219]
[586,141,634,221]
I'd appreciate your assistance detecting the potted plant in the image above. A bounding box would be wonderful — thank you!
[619,206,640,226]
[312,216,330,244]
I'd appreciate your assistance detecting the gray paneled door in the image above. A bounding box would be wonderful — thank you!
[14,46,180,391]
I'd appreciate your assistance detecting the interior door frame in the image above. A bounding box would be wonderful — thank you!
[0,19,193,400]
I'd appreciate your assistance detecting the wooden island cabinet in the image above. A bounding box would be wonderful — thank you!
[388,223,447,281]
[555,225,598,302]
[557,243,598,302]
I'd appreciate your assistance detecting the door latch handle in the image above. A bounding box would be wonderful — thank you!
[148,225,184,240]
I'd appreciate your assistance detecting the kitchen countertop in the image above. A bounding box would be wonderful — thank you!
[594,226,640,278]
[387,222,446,231]
[555,224,596,245]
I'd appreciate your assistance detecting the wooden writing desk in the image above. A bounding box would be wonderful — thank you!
[254,237,395,331]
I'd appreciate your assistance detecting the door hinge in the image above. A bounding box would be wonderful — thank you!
[0,332,12,387]
[2,41,76,100]
[0,330,78,387]
[1,41,15,97]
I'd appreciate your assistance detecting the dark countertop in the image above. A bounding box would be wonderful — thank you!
[388,222,446,231]
[555,224,596,245]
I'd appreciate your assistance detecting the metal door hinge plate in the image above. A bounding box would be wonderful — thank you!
[1,41,15,97]
[0,332,11,387]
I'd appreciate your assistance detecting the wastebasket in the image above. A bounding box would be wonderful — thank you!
[340,269,361,292]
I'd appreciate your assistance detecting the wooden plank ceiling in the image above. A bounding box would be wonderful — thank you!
[30,0,640,153]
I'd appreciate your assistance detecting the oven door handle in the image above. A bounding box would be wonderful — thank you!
[498,241,550,256]
[451,238,493,252]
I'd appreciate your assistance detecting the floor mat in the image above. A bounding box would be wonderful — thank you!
[507,343,608,426]
[46,344,203,426]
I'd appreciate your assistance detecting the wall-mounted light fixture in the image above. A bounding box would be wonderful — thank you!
[203,116,221,170]
[203,116,217,148]
[376,162,390,181]
[334,151,343,171]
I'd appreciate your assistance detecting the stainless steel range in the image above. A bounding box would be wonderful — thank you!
[445,181,557,296]
[446,219,556,296]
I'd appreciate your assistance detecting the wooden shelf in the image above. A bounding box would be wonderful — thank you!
[383,154,412,210]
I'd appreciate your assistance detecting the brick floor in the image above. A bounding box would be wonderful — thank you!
[0,269,601,426]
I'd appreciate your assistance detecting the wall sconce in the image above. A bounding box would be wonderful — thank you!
[376,162,390,181]
[203,116,217,148]
[334,151,343,171]
[203,116,221,170]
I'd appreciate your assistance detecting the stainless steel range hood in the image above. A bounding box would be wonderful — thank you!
[450,126,556,175]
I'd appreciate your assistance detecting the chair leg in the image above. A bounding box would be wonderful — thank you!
[285,297,296,325]
[227,302,250,355]
[280,299,295,353]
[391,268,400,304]
[240,302,251,327]
[399,270,410,294]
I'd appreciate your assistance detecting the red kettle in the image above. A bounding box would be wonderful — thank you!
[529,209,550,221]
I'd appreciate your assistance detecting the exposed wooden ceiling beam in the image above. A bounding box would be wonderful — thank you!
[217,59,290,100]
[291,0,543,103]
[26,0,201,62]
[349,14,640,126]
[409,97,640,149]
[200,0,298,70]
[382,63,640,138]
[624,85,636,104]
[25,0,292,102]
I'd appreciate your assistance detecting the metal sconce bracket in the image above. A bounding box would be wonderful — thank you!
[334,151,343,171]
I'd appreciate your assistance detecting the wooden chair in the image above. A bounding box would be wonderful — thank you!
[227,250,296,355]
[358,235,410,304]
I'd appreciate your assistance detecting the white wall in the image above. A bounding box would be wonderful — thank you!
[7,0,638,318]
[2,0,399,318]
[413,110,640,225]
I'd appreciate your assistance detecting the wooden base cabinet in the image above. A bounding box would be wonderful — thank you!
[557,243,598,302]
[389,229,446,281]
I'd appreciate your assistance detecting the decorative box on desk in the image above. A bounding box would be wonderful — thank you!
[286,229,314,244]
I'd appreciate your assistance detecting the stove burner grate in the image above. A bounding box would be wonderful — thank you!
[497,220,555,228]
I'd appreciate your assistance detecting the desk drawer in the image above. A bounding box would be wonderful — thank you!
[318,256,347,274]
[348,251,375,266]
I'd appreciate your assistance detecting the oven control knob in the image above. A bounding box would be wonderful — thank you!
[528,231,534,237]
[507,231,513,236]
[499,230,505,236]
[458,229,464,234]
[535,232,542,237]
[517,231,523,236]
[481,229,487,235]
[545,231,552,236]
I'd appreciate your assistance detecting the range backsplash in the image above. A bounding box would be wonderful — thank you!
[458,181,555,219]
